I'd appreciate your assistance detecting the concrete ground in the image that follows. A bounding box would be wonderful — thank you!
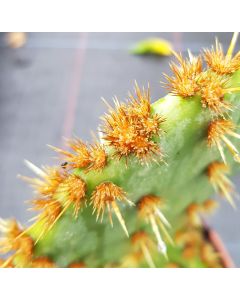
[0,32,239,266]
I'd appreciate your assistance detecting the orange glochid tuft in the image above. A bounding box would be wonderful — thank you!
[57,174,87,218]
[101,84,165,163]
[186,200,218,226]
[91,182,134,237]
[137,195,172,257]
[49,138,91,169]
[31,257,56,268]
[163,52,202,98]
[68,262,86,268]
[86,143,107,172]
[20,163,67,198]
[208,118,240,163]
[49,139,107,172]
[131,231,156,268]
[207,161,236,208]
[0,219,34,267]
[29,199,63,235]
[163,35,240,116]
[204,38,240,75]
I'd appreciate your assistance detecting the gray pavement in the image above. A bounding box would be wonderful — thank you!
[0,32,239,266]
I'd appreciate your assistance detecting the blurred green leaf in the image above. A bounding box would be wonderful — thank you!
[131,38,173,56]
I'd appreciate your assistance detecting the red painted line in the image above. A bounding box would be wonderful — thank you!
[172,32,182,52]
[61,32,88,146]
[208,228,235,268]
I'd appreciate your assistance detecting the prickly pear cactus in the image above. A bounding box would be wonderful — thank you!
[1,34,240,268]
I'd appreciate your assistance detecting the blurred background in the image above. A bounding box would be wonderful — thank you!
[0,32,239,266]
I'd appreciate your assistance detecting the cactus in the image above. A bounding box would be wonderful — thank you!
[1,33,240,268]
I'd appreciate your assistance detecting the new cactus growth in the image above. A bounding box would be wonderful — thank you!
[1,33,240,268]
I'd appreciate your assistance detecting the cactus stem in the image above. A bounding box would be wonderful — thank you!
[3,34,240,268]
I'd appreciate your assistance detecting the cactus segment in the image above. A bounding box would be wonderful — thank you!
[1,34,240,268]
